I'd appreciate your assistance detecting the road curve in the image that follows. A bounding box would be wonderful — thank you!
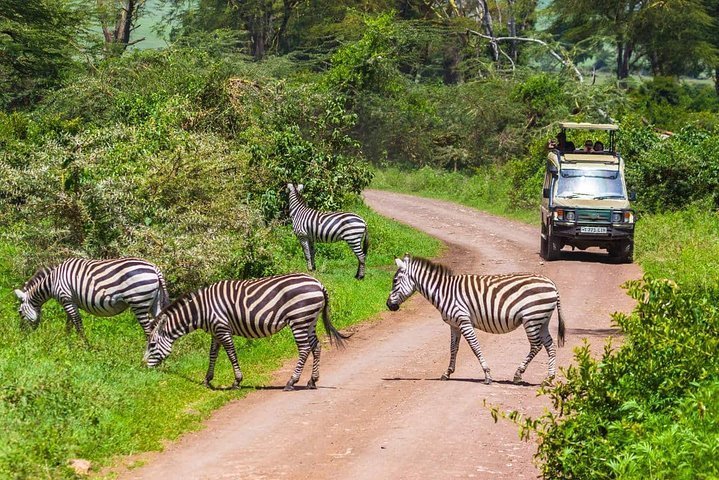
[116,190,641,480]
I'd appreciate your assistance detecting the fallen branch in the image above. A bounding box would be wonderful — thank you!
[466,29,583,82]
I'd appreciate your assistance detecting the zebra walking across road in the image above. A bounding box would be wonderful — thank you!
[287,183,369,280]
[143,273,348,390]
[14,257,170,343]
[386,255,566,384]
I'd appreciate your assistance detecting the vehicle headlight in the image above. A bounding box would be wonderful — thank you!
[612,212,622,223]
[623,211,634,223]
[566,211,576,222]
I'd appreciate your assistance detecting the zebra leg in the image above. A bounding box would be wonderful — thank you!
[441,326,461,380]
[204,337,222,389]
[514,322,552,383]
[285,328,312,391]
[61,301,89,346]
[458,320,492,384]
[307,332,321,389]
[299,236,314,271]
[132,309,153,338]
[542,328,558,383]
[309,240,316,271]
[346,238,366,280]
[216,331,243,389]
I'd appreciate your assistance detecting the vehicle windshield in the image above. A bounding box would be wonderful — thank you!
[555,169,626,199]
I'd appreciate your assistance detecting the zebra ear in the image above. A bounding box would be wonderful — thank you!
[297,184,304,192]
[14,289,27,301]
[395,258,406,270]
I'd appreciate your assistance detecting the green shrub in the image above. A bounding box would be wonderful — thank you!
[528,277,719,479]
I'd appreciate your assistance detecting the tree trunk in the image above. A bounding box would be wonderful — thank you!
[478,0,499,61]
[715,67,719,96]
[99,0,142,56]
[507,0,518,61]
[616,41,632,80]
[443,37,462,84]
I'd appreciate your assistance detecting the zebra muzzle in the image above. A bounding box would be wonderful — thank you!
[386,300,400,311]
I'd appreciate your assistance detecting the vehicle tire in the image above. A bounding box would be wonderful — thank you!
[610,240,634,263]
[540,224,549,259]
[546,227,561,261]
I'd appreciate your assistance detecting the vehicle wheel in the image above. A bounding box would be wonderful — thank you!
[540,224,549,259]
[610,240,633,263]
[546,228,561,261]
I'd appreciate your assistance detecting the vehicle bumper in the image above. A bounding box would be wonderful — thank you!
[551,222,634,247]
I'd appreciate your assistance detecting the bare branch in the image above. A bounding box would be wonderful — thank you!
[126,36,146,46]
[466,29,584,82]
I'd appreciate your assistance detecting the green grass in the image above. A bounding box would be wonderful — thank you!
[634,205,719,287]
[371,166,538,224]
[0,203,440,479]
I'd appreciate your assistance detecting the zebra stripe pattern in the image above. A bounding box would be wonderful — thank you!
[287,183,369,280]
[14,257,170,343]
[386,255,566,384]
[143,273,348,390]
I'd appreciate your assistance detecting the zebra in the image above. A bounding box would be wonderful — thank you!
[287,183,369,280]
[143,273,349,390]
[386,254,566,384]
[14,257,170,343]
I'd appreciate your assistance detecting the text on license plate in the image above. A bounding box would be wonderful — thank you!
[580,226,608,234]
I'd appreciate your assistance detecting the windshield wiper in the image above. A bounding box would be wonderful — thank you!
[557,192,593,199]
[593,195,625,200]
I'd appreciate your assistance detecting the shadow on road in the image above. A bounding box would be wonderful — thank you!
[382,377,541,387]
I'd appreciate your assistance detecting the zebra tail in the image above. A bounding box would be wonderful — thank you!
[151,270,171,318]
[362,228,369,256]
[321,287,351,348]
[556,292,566,348]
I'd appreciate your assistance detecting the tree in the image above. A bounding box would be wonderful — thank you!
[97,0,146,55]
[0,0,88,109]
[548,0,717,81]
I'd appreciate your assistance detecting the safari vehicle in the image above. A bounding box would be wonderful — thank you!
[540,122,635,262]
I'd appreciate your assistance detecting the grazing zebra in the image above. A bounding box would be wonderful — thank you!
[14,258,170,343]
[386,255,566,384]
[143,273,348,390]
[287,183,369,280]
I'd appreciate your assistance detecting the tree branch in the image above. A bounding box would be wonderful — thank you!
[466,29,584,82]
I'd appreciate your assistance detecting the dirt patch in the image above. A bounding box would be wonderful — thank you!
[112,190,641,480]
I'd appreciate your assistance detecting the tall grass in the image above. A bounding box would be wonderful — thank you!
[371,166,537,224]
[0,204,440,479]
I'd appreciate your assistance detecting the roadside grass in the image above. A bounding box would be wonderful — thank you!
[371,166,537,224]
[634,205,719,287]
[0,203,440,479]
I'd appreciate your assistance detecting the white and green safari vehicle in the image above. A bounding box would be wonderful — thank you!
[540,122,635,263]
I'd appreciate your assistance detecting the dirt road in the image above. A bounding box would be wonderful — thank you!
[118,190,641,480]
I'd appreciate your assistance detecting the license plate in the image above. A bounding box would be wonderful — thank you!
[580,226,608,234]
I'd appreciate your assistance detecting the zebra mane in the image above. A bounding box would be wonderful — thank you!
[157,291,195,317]
[23,265,54,290]
[409,256,454,277]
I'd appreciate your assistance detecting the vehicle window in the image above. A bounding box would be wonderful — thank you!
[555,169,626,199]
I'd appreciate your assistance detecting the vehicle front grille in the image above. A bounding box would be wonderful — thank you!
[577,209,611,223]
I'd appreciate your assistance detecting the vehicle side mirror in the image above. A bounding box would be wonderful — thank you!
[542,188,550,199]
[628,191,637,201]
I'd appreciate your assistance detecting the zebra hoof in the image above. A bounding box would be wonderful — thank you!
[203,379,214,389]
[440,373,450,381]
[307,379,317,389]
[230,381,241,390]
[283,384,295,391]
[484,377,493,385]
[513,373,523,384]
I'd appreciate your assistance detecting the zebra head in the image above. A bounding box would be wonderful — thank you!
[143,314,173,367]
[387,255,417,311]
[14,288,40,327]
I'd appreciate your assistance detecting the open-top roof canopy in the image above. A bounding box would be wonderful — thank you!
[559,122,619,131]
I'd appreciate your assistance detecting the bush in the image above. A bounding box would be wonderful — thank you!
[527,277,719,479]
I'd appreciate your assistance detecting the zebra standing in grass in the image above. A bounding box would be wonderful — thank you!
[386,255,566,384]
[14,258,170,343]
[143,273,348,390]
[287,183,369,280]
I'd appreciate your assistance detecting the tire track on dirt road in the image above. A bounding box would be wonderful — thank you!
[116,190,641,480]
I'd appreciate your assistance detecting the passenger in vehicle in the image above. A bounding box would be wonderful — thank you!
[593,141,604,152]
[564,141,575,152]
[580,139,594,152]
